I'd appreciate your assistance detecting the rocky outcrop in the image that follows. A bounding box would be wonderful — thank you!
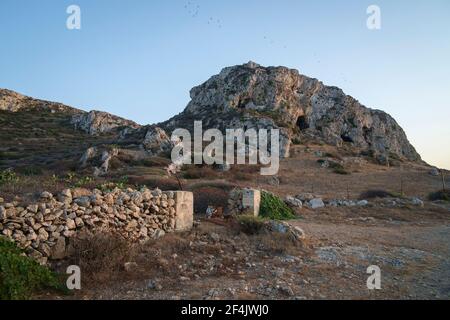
[71,110,140,135]
[163,62,420,162]
[0,88,82,114]
[1,89,139,137]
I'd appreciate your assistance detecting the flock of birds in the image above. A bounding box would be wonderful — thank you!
[182,1,350,84]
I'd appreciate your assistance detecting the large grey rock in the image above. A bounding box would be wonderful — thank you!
[51,237,67,260]
[429,168,440,176]
[411,197,424,207]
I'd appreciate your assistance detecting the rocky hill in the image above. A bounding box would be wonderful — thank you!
[1,62,423,173]
[0,89,139,135]
[162,62,421,163]
[0,89,82,114]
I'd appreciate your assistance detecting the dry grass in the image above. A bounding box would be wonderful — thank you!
[66,232,138,284]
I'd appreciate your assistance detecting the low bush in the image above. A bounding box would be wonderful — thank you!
[428,190,450,201]
[359,189,396,200]
[0,237,63,300]
[236,215,267,235]
[259,191,296,220]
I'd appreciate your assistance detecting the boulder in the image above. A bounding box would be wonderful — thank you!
[71,110,139,135]
[296,193,316,202]
[285,196,303,208]
[141,126,173,156]
[308,198,325,209]
[74,197,91,208]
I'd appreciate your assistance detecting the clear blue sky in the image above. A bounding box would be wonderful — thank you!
[0,0,449,168]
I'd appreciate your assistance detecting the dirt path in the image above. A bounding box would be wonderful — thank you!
[293,220,450,299]
[50,205,449,300]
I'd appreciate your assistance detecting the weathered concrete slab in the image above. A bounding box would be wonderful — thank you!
[173,191,194,231]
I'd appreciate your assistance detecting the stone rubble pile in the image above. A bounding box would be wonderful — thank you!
[286,194,426,209]
[0,187,187,264]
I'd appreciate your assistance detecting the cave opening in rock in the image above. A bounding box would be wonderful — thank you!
[296,115,309,130]
[341,134,354,143]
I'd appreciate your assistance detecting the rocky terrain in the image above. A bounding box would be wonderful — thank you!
[0,62,449,300]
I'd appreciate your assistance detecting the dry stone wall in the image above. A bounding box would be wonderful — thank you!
[0,188,193,264]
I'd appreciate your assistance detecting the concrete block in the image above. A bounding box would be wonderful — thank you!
[174,191,194,231]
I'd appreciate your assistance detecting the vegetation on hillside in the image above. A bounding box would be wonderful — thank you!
[0,238,64,300]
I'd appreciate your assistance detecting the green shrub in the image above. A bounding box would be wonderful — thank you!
[260,191,296,220]
[428,190,450,201]
[0,238,63,300]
